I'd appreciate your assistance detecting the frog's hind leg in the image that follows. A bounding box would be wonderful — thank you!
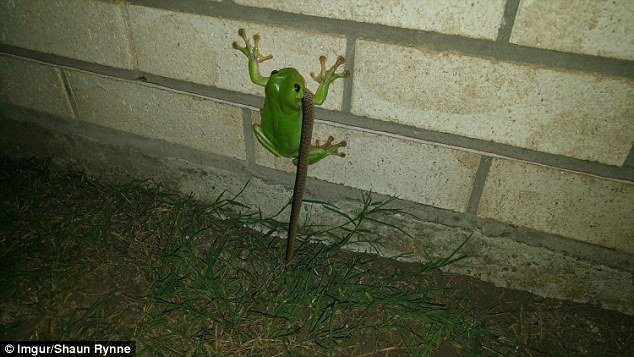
[292,136,346,165]
[253,123,284,157]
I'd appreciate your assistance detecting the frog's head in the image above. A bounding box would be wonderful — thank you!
[265,68,305,113]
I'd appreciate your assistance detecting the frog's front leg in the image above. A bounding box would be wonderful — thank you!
[292,136,347,165]
[232,28,272,86]
[310,55,350,105]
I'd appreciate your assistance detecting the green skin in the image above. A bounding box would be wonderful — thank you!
[232,29,348,165]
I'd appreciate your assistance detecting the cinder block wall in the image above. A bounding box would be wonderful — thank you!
[1,1,632,313]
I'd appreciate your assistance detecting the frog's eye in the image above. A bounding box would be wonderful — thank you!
[294,83,301,92]
[271,70,278,75]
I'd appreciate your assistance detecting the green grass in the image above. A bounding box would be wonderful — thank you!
[0,156,541,355]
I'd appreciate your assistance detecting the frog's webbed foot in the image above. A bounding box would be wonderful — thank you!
[232,29,272,86]
[310,55,350,86]
[310,55,350,105]
[291,136,347,166]
[314,136,347,157]
[232,28,273,63]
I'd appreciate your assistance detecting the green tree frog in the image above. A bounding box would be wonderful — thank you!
[232,28,349,165]
[233,29,349,264]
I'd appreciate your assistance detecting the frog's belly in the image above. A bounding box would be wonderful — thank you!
[267,129,300,157]
[263,120,302,157]
[260,101,303,157]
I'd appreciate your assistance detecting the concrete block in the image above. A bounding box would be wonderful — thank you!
[478,159,634,253]
[66,70,246,160]
[0,0,134,69]
[234,0,506,40]
[127,5,347,110]
[352,39,634,166]
[252,112,480,212]
[0,55,73,119]
[511,0,634,60]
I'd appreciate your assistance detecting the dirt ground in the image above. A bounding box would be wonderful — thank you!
[438,273,632,355]
[333,247,633,356]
